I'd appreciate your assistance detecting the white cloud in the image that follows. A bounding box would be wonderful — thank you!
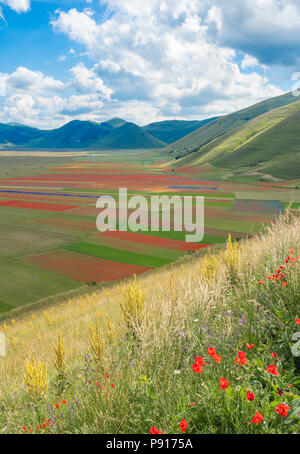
[241,55,260,70]
[0,68,66,129]
[1,67,65,94]
[0,0,30,13]
[2,1,295,128]
[69,62,113,99]
[51,3,283,122]
[206,0,300,66]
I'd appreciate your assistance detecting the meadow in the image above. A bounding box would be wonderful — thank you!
[0,212,299,434]
[0,149,299,314]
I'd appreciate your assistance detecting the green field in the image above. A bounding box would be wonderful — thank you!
[0,258,81,310]
[65,242,174,268]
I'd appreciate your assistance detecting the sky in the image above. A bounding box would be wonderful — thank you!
[0,0,300,129]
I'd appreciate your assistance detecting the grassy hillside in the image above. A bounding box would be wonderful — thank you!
[177,100,300,168]
[0,124,41,146]
[143,118,217,144]
[0,212,299,434]
[92,122,166,149]
[166,91,298,160]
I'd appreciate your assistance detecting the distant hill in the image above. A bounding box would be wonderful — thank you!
[0,123,41,146]
[166,91,298,159]
[0,117,215,150]
[143,118,217,144]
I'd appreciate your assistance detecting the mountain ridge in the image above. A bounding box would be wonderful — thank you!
[0,117,214,150]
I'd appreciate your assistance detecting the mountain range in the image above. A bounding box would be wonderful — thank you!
[2,91,300,180]
[0,117,216,150]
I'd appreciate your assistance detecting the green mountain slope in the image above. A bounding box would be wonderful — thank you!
[166,91,298,160]
[213,102,300,169]
[93,122,166,149]
[143,118,217,144]
[0,123,41,146]
[27,120,111,148]
[171,97,300,180]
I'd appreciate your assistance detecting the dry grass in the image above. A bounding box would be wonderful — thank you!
[0,212,298,392]
[0,211,299,434]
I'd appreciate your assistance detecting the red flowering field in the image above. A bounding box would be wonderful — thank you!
[24,249,152,283]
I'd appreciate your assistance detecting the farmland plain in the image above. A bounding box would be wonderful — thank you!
[0,149,299,314]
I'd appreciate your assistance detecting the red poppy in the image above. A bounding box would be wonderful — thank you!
[190,402,195,407]
[195,356,206,365]
[290,249,294,254]
[220,377,229,390]
[208,347,217,356]
[179,419,188,433]
[192,363,203,373]
[281,282,287,287]
[271,352,278,358]
[277,387,283,396]
[55,402,59,409]
[150,426,162,434]
[266,364,279,376]
[23,426,26,432]
[61,400,67,404]
[246,344,255,350]
[296,318,300,325]
[275,403,290,418]
[246,391,255,401]
[235,351,248,365]
[36,425,40,432]
[111,383,115,388]
[258,280,263,285]
[106,373,110,379]
[96,381,101,386]
[251,412,263,424]
[192,356,206,373]
[213,354,222,363]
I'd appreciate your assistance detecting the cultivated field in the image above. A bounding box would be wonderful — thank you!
[0,150,299,314]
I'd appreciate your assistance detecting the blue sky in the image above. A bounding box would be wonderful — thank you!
[0,0,300,128]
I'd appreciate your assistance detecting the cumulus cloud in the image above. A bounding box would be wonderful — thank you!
[0,0,30,13]
[51,2,283,122]
[69,62,114,100]
[3,1,296,128]
[1,67,65,94]
[0,68,66,128]
[241,55,261,70]
[206,0,300,66]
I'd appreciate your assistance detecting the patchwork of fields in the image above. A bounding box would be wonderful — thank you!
[0,151,298,313]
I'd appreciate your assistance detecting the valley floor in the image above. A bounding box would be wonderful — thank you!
[0,149,299,315]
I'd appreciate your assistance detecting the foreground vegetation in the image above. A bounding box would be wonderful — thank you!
[0,212,299,434]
